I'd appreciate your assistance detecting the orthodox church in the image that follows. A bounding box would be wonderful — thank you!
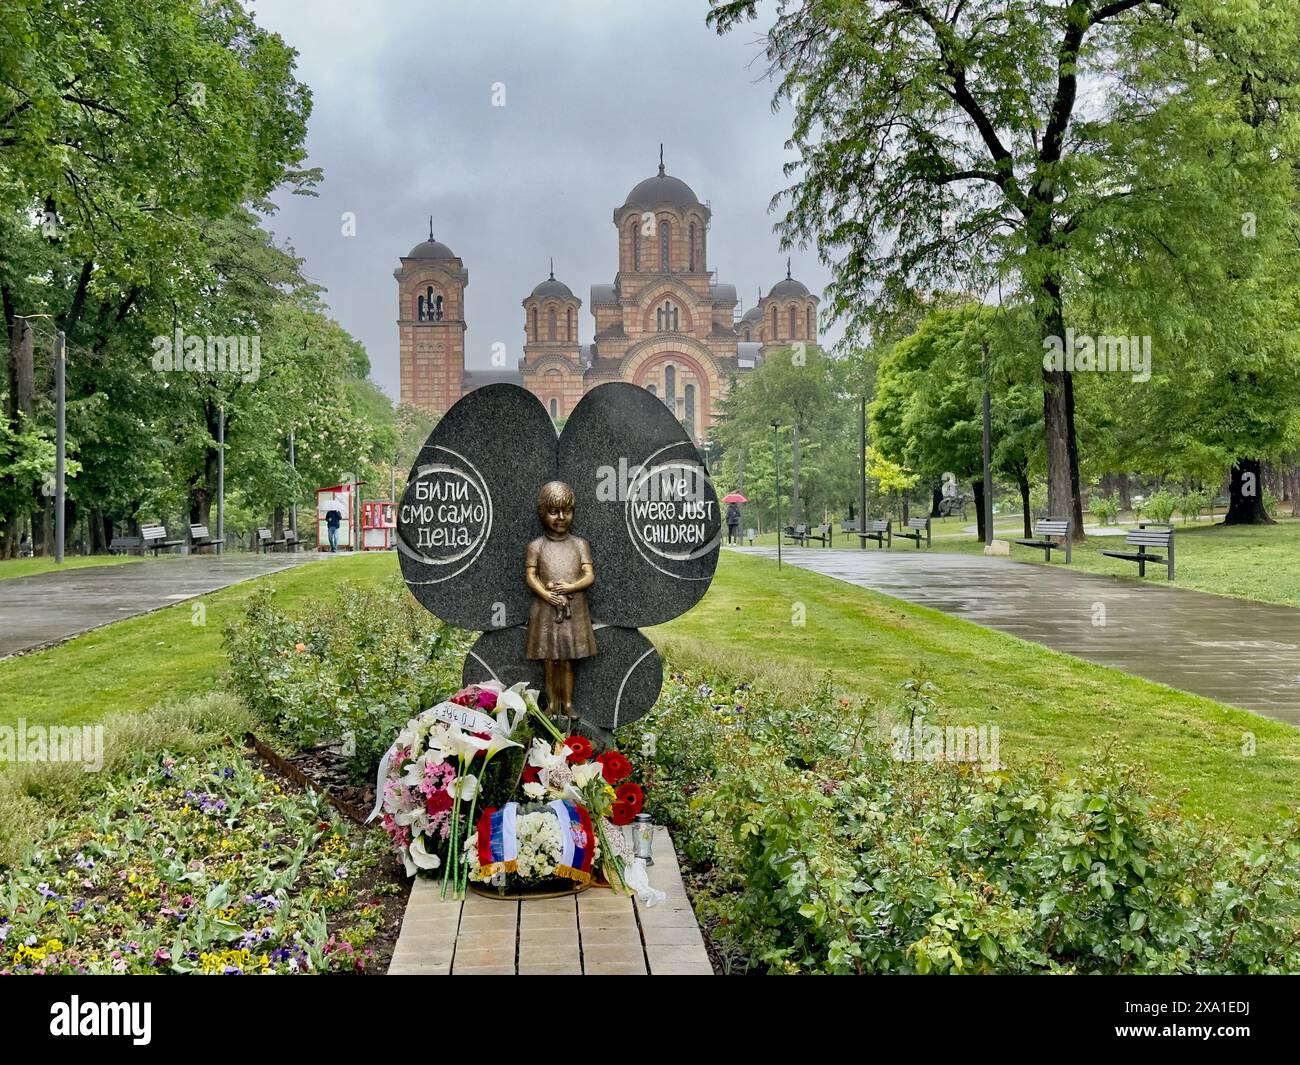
[395,155,820,441]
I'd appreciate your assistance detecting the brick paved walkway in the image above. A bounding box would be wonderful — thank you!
[740,547,1300,726]
[387,827,712,975]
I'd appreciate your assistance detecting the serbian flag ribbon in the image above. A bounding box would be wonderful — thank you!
[476,802,519,878]
[549,798,595,885]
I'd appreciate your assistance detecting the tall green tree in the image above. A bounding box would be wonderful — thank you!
[715,345,855,526]
[870,304,1043,540]
[709,0,1300,537]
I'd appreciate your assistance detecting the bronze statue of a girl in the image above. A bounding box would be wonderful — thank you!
[525,481,596,721]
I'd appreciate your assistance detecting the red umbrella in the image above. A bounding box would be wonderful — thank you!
[722,492,748,504]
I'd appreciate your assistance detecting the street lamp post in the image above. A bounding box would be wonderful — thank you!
[981,343,993,548]
[771,419,781,570]
[216,406,225,556]
[288,428,297,540]
[54,331,65,564]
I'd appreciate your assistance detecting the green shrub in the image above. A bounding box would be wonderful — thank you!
[1142,489,1178,524]
[1088,494,1119,526]
[620,672,1300,974]
[1178,489,1209,523]
[223,577,470,781]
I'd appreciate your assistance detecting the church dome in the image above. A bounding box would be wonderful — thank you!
[623,165,702,211]
[768,277,810,299]
[530,276,573,300]
[406,238,457,260]
[741,305,763,322]
[406,222,457,260]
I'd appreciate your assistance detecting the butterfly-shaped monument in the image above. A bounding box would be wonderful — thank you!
[396,382,721,743]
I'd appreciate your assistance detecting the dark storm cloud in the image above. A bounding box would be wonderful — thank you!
[253,0,837,399]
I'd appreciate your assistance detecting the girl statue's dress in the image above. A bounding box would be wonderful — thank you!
[525,533,597,661]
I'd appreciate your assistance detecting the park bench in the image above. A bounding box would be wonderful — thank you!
[840,518,860,537]
[283,529,303,552]
[1013,517,1072,563]
[1100,523,1175,580]
[257,527,287,553]
[783,523,810,546]
[803,523,833,547]
[856,518,891,549]
[108,535,142,555]
[140,523,184,556]
[189,523,224,554]
[896,516,931,549]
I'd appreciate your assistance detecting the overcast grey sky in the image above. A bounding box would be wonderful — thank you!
[253,0,837,400]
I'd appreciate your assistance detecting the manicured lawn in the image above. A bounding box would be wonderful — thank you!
[0,553,148,582]
[0,553,394,730]
[652,552,1300,834]
[7,546,1297,833]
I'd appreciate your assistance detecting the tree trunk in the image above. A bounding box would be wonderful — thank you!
[930,483,943,518]
[1224,458,1275,524]
[1117,473,1131,512]
[971,479,986,543]
[90,507,106,553]
[188,401,222,526]
[1040,278,1085,540]
[1017,471,1032,538]
[9,316,34,420]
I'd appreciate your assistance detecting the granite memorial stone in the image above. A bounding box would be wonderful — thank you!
[398,382,719,734]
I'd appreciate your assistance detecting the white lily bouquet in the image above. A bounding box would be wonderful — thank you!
[368,680,536,895]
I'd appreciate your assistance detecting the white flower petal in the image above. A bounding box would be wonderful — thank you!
[409,834,442,871]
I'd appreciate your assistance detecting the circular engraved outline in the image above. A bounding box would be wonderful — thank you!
[623,450,721,570]
[397,448,494,582]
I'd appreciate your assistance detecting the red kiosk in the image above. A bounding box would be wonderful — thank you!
[361,500,396,551]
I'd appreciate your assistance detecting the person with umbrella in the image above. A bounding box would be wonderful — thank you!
[320,498,346,552]
[723,492,747,544]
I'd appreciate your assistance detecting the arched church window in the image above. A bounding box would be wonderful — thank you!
[434,295,444,321]
[549,397,559,419]
[807,306,814,340]
[532,307,538,341]
[772,306,778,337]
[665,364,676,408]
[417,295,425,321]
[426,286,435,321]
[684,383,696,435]
[567,307,574,342]
[789,305,797,338]
[632,224,640,271]
[655,301,679,332]
[742,327,750,341]
[548,308,557,342]
[660,220,671,272]
[646,383,657,397]
[689,223,696,271]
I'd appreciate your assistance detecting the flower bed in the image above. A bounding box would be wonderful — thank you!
[618,672,1300,975]
[0,746,405,974]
